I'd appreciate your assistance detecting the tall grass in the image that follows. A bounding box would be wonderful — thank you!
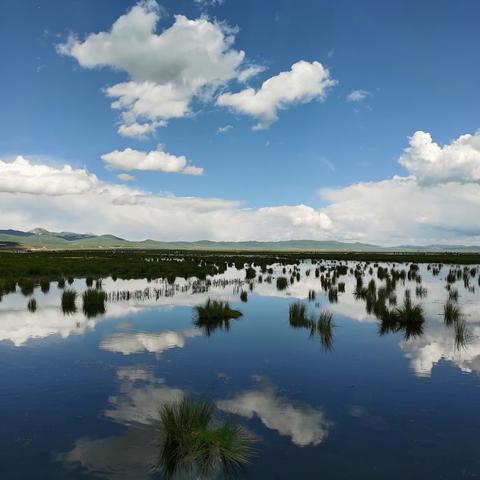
[443,300,461,326]
[159,397,253,478]
[27,298,37,313]
[62,289,77,314]
[82,289,106,318]
[317,310,334,351]
[194,299,242,336]
[289,302,308,328]
[276,277,288,291]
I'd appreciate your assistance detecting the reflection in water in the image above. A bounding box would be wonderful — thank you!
[64,367,183,479]
[159,397,253,479]
[217,375,331,447]
[289,302,335,351]
[82,289,107,318]
[194,299,242,336]
[101,329,201,356]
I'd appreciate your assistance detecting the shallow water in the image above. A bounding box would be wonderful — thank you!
[1,261,480,479]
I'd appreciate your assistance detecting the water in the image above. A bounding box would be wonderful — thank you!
[1,261,480,479]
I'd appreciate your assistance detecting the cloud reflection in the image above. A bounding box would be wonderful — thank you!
[217,376,331,446]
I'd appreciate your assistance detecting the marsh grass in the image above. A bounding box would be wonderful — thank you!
[454,319,472,351]
[317,310,334,351]
[57,278,65,289]
[195,300,242,336]
[289,302,308,328]
[159,397,253,479]
[82,288,106,318]
[18,278,34,296]
[444,300,461,326]
[62,289,77,314]
[27,298,37,313]
[276,277,288,291]
[240,291,248,303]
[328,287,338,303]
[40,279,50,294]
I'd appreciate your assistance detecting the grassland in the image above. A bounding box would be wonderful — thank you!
[0,250,480,286]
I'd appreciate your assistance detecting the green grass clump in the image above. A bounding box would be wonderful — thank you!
[328,287,338,303]
[62,289,77,314]
[317,310,334,351]
[289,302,308,328]
[276,277,288,290]
[40,279,50,294]
[454,319,472,351]
[57,278,65,289]
[27,298,37,312]
[18,278,34,296]
[82,288,106,318]
[444,300,461,326]
[159,397,253,478]
[194,299,242,336]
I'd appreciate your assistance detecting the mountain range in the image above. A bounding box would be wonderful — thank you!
[1,228,479,252]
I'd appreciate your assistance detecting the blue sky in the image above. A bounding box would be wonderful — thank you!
[1,0,479,243]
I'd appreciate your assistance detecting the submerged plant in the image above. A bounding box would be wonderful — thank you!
[82,288,106,318]
[159,397,253,479]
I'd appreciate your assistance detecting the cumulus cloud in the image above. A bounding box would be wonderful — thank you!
[3,128,480,246]
[217,60,336,129]
[399,130,480,184]
[217,376,332,446]
[100,328,201,355]
[0,155,334,242]
[101,147,203,175]
[345,89,370,102]
[58,1,259,137]
[0,156,100,195]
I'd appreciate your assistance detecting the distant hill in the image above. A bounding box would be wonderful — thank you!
[0,228,479,252]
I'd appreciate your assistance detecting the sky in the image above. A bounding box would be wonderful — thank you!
[1,0,480,245]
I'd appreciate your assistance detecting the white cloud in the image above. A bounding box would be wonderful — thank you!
[58,1,259,137]
[346,89,370,102]
[117,120,165,138]
[101,147,203,175]
[217,60,336,129]
[216,124,233,134]
[0,156,100,196]
[100,328,201,355]
[217,376,331,446]
[399,130,480,184]
[0,155,333,242]
[117,173,135,182]
[4,129,480,246]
